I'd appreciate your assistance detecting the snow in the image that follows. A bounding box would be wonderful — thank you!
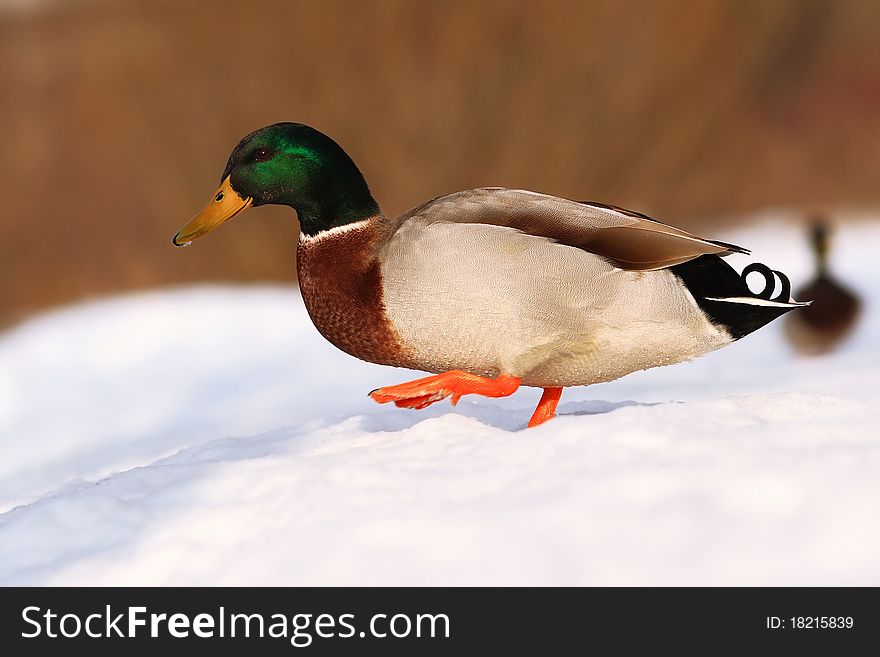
[1,218,878,585]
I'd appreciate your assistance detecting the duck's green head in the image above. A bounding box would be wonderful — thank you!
[172,123,380,246]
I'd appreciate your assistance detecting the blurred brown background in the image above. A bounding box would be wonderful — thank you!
[2,0,879,322]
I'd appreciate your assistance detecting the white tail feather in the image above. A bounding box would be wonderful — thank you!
[705,296,811,308]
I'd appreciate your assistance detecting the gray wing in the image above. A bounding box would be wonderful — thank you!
[393,188,748,271]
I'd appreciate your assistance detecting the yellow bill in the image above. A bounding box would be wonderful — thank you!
[172,176,253,247]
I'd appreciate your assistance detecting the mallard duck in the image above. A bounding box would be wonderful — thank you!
[785,220,861,355]
[173,123,806,427]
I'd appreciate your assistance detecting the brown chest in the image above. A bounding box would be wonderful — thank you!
[296,223,412,368]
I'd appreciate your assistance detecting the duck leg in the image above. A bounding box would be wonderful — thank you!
[369,370,521,410]
[527,387,563,428]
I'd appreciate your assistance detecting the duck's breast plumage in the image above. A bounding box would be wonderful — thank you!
[297,219,415,368]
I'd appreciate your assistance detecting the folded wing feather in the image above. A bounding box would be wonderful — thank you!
[396,188,747,271]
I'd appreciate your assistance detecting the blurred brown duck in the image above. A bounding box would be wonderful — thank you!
[785,220,861,355]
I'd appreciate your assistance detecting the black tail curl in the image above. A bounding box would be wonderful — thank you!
[740,262,792,303]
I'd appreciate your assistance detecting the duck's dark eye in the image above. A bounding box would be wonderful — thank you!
[253,147,273,162]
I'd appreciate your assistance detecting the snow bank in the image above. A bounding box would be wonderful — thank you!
[1,218,878,585]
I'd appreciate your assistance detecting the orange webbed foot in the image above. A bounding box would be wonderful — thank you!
[370,370,522,410]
